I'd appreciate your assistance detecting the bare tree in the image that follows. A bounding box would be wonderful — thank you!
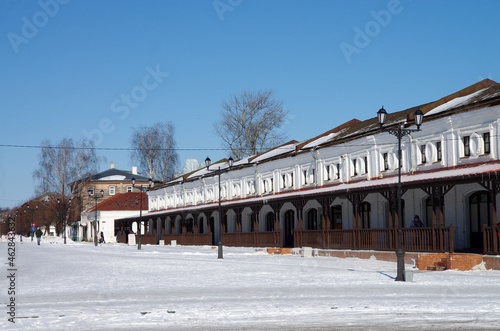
[130,122,179,181]
[33,138,99,198]
[214,89,288,159]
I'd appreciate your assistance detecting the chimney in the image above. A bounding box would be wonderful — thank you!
[110,161,115,169]
[132,166,138,175]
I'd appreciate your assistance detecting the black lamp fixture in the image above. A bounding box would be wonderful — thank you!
[377,106,424,282]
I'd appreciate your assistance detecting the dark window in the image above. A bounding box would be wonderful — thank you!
[265,213,274,231]
[198,218,204,234]
[436,141,442,161]
[330,205,342,229]
[352,159,357,176]
[336,164,340,179]
[222,215,227,233]
[425,197,443,228]
[282,174,286,188]
[383,153,388,170]
[307,209,319,230]
[464,136,470,156]
[186,218,194,234]
[250,213,255,232]
[364,156,368,174]
[361,202,371,229]
[290,173,294,187]
[484,132,490,154]
[421,145,426,163]
[303,170,307,184]
[469,191,491,249]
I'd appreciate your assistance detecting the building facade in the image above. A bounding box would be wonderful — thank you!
[117,80,500,254]
[75,192,148,243]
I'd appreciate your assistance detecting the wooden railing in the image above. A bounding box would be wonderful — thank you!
[483,225,500,254]
[117,227,454,252]
[294,226,454,252]
[159,233,212,246]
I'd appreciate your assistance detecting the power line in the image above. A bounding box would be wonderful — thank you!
[1,134,498,152]
[0,144,227,151]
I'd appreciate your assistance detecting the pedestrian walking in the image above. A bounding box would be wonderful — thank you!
[35,228,43,245]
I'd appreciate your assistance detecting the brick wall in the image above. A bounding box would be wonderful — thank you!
[270,248,500,271]
[484,255,500,270]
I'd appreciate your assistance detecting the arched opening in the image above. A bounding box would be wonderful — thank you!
[469,191,491,249]
[307,208,319,230]
[361,202,371,229]
[330,205,342,229]
[284,210,295,247]
[209,216,215,245]
[198,217,204,234]
[265,212,274,232]
[426,197,443,227]
[185,218,194,234]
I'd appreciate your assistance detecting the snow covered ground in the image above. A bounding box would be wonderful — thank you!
[2,237,500,330]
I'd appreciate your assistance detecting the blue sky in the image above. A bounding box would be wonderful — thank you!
[1,0,500,209]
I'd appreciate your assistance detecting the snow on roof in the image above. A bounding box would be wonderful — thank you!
[99,175,127,181]
[425,88,488,116]
[302,130,345,149]
[251,143,296,163]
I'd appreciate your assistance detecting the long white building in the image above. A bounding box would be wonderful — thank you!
[117,79,500,254]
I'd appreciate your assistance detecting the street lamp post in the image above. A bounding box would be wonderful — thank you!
[57,197,72,244]
[132,177,152,250]
[88,189,104,246]
[377,106,424,282]
[205,156,234,259]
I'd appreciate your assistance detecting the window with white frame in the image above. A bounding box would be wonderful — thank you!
[233,183,240,197]
[88,186,94,195]
[463,136,471,157]
[352,159,357,176]
[420,145,426,164]
[483,132,490,154]
[383,153,388,170]
[325,164,331,181]
[109,186,115,195]
[336,164,340,179]
[436,141,442,161]
[126,186,132,193]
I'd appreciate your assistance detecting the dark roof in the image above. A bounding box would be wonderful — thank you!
[86,192,148,212]
[86,168,150,182]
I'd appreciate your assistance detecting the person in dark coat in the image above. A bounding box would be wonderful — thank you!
[410,215,423,228]
[35,228,43,245]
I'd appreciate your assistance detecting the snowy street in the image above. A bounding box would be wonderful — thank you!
[2,239,500,330]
